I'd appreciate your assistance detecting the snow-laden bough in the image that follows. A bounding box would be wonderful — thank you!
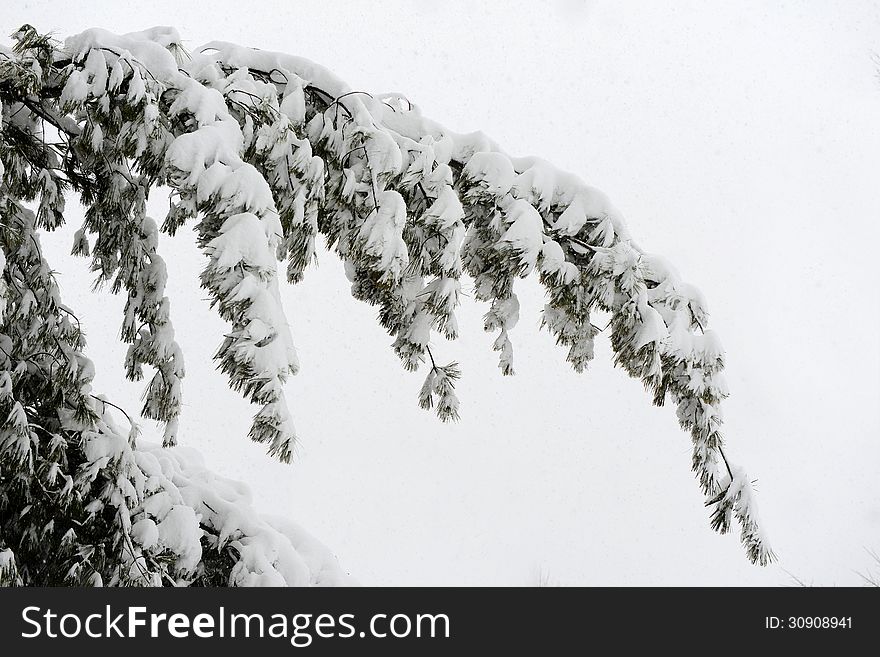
[0,25,772,586]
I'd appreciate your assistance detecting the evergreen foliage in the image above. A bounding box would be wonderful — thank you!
[0,25,773,585]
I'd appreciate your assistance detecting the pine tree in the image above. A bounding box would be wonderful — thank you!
[0,25,773,586]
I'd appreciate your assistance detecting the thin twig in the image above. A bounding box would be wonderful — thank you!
[426,345,438,371]
[88,394,135,427]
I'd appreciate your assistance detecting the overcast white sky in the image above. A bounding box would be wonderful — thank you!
[7,0,880,585]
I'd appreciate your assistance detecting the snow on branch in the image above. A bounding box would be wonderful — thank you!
[181,33,771,564]
[1,26,350,586]
[0,25,772,570]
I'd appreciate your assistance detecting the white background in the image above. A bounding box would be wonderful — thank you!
[6,0,880,585]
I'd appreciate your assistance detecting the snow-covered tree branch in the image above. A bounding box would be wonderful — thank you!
[0,24,772,586]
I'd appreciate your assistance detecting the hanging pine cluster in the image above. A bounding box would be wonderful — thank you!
[0,25,772,585]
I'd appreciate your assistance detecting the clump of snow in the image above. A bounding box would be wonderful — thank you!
[357,190,409,282]
[166,122,244,185]
[462,152,516,198]
[129,439,354,586]
[131,517,159,549]
[65,27,181,79]
[0,549,15,570]
[633,295,669,350]
[279,85,307,125]
[155,505,202,572]
[208,212,279,273]
[539,240,579,284]
[498,199,545,274]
